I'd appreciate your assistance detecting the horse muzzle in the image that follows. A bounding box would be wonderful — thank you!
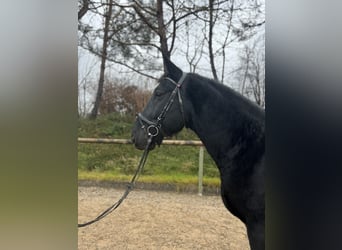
[131,121,163,151]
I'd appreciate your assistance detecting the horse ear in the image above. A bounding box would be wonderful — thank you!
[163,56,183,81]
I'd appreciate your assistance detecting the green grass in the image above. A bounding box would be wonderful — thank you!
[78,113,220,188]
[78,170,220,187]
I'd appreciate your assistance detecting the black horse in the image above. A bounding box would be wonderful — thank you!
[131,58,265,250]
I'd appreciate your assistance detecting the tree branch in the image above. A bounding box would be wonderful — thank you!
[175,6,208,23]
[242,20,265,28]
[78,0,89,20]
[111,39,161,51]
[85,42,159,80]
[168,0,177,54]
[112,0,159,35]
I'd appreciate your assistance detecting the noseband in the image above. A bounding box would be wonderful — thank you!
[137,73,187,138]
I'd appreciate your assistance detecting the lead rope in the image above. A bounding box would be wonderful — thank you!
[78,137,153,228]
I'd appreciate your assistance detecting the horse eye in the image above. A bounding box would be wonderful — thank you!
[155,91,163,97]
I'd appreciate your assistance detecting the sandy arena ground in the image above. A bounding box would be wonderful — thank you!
[78,186,249,250]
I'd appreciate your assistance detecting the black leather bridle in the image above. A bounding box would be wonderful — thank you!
[137,72,187,138]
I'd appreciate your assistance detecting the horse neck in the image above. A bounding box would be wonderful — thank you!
[183,77,264,166]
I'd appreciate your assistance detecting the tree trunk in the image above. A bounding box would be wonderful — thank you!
[89,0,113,119]
[208,0,218,81]
[78,0,89,20]
[156,0,170,68]
[241,46,251,95]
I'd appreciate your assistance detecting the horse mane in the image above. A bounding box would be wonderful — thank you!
[187,73,264,118]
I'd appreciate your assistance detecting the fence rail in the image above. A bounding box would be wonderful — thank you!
[78,137,206,195]
[78,137,203,146]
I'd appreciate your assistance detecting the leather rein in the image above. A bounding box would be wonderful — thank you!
[78,73,187,228]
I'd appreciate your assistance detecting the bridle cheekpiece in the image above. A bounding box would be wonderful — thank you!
[137,72,187,139]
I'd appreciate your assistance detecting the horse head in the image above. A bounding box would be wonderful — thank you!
[131,58,187,150]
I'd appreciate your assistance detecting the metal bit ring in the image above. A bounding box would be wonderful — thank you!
[147,125,159,137]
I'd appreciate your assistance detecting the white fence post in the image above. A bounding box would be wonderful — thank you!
[198,146,204,196]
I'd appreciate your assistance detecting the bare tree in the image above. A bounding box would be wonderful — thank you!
[110,0,210,71]
[182,18,206,73]
[236,34,265,107]
[89,0,114,119]
[205,0,265,83]
[79,0,160,80]
[78,49,98,117]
